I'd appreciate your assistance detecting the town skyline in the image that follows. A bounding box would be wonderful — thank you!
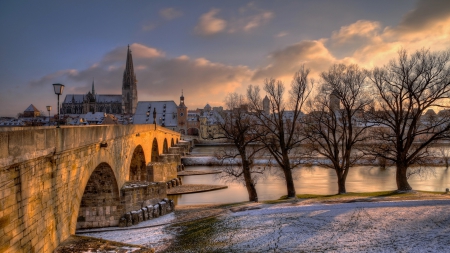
[1,0,450,117]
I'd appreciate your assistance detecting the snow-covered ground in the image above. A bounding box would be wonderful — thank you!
[84,200,450,252]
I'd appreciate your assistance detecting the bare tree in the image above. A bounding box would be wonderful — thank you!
[303,64,373,194]
[247,66,313,198]
[215,93,265,201]
[437,146,450,169]
[367,49,450,192]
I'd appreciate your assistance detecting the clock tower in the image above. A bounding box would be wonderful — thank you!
[177,90,188,134]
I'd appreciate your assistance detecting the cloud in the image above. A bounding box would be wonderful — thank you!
[253,40,336,81]
[195,3,274,36]
[194,9,227,36]
[30,69,79,87]
[159,8,183,20]
[393,0,450,35]
[241,10,273,31]
[142,23,157,31]
[255,0,450,81]
[331,20,381,45]
[275,31,288,38]
[29,43,253,110]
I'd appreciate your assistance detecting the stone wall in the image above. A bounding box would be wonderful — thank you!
[121,182,167,213]
[146,162,178,182]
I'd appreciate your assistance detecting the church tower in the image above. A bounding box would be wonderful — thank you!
[122,45,138,115]
[177,90,188,134]
[263,95,270,114]
[330,89,340,113]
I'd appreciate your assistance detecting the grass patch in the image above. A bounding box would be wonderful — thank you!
[272,190,447,203]
[162,216,229,253]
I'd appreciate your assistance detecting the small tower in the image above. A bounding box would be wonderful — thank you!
[177,90,188,134]
[122,45,138,115]
[263,95,270,114]
[330,89,340,112]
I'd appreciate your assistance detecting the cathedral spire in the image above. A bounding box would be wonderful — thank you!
[122,45,138,114]
[92,78,95,95]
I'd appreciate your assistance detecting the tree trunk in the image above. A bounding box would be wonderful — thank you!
[282,166,296,198]
[243,164,258,201]
[396,163,412,191]
[336,172,347,194]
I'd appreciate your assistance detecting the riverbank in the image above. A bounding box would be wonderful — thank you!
[64,191,450,252]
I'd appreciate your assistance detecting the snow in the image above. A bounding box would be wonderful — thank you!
[83,199,450,252]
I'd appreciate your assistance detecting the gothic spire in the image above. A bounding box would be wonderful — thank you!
[123,45,137,89]
[122,44,138,115]
[92,78,95,94]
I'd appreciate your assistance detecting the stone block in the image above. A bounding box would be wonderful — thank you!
[124,212,132,227]
[169,199,175,212]
[142,207,148,220]
[153,204,160,218]
[159,201,167,216]
[137,209,143,223]
[131,211,139,225]
[147,205,154,219]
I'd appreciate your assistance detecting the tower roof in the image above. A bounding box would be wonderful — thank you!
[24,104,39,112]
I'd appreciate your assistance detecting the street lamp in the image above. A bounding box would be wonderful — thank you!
[153,107,156,130]
[52,83,65,128]
[46,106,51,125]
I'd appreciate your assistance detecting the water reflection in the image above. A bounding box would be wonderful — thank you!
[169,165,450,205]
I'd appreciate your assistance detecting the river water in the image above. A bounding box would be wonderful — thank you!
[169,145,450,205]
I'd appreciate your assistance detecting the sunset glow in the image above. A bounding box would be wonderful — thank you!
[0,0,449,116]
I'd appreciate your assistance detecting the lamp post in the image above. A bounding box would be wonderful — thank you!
[153,107,156,130]
[52,83,65,128]
[46,106,51,125]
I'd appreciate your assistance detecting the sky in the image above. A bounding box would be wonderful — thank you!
[1,0,450,117]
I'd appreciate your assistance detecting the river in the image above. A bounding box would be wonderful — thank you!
[169,145,450,205]
[169,165,450,205]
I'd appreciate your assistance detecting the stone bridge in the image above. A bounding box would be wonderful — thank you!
[0,125,189,253]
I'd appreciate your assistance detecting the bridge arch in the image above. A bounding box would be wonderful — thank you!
[187,127,199,136]
[129,145,147,181]
[76,162,121,229]
[151,138,159,162]
[163,138,168,153]
[171,138,174,146]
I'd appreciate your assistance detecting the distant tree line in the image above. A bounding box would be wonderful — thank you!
[214,48,450,201]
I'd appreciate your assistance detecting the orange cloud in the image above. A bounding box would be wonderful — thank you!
[194,9,227,36]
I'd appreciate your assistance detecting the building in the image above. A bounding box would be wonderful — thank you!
[198,104,225,140]
[177,91,188,134]
[61,45,138,115]
[133,101,179,130]
[23,104,40,117]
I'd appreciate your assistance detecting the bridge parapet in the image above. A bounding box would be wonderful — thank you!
[0,125,179,168]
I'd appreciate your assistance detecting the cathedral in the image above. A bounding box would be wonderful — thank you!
[61,45,138,115]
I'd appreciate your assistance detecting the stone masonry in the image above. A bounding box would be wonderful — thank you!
[0,125,185,253]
